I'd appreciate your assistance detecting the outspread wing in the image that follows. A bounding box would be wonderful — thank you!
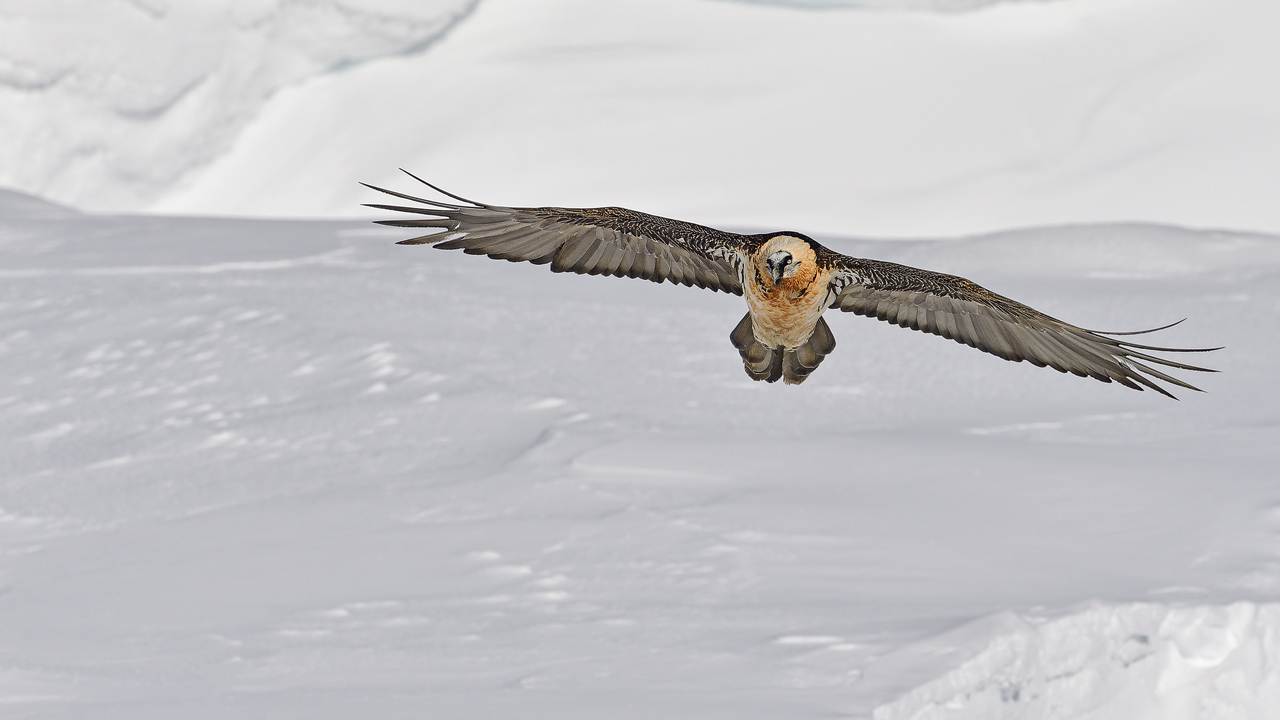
[823,254,1219,398]
[362,173,746,295]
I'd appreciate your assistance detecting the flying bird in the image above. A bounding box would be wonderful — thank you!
[363,172,1218,398]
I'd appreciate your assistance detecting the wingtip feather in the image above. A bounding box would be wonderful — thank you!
[398,169,486,207]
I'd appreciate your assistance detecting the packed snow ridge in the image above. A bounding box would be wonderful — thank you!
[877,603,1280,720]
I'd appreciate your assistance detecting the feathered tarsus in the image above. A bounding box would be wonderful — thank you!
[363,171,1219,397]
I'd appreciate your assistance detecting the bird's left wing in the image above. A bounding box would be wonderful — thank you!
[363,175,746,295]
[822,253,1219,398]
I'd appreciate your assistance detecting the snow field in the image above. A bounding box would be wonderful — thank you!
[0,0,475,211]
[2,189,1278,717]
[3,0,1279,715]
[2,0,1279,237]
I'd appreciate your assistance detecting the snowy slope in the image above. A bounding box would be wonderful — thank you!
[3,0,1280,237]
[2,188,1278,717]
[150,0,1280,235]
[0,0,475,211]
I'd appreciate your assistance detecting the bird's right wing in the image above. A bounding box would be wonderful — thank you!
[824,254,1219,398]
[363,173,747,295]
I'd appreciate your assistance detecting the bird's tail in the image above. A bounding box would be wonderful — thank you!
[730,313,836,385]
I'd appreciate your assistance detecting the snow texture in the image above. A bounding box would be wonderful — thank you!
[2,0,1280,716]
[1,186,1278,717]
[0,0,475,211]
[3,0,1279,239]
[876,603,1280,720]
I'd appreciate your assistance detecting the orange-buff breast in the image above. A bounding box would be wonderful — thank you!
[745,256,831,349]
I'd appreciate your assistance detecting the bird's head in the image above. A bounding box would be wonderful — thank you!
[760,235,816,289]
[766,250,796,286]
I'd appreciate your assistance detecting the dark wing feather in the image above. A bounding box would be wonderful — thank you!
[362,174,747,295]
[823,254,1219,398]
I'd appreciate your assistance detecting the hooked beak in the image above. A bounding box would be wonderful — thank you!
[766,251,792,286]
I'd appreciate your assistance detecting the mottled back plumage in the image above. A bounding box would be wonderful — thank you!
[364,176,749,294]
